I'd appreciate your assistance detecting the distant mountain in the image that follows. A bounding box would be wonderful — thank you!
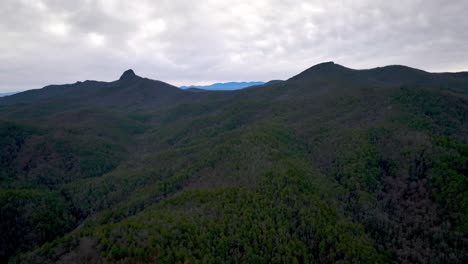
[0,69,184,110]
[0,92,18,97]
[288,61,468,90]
[1,63,467,263]
[181,81,265,90]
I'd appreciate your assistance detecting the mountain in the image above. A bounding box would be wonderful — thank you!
[0,63,467,263]
[0,70,185,110]
[288,61,468,90]
[180,81,265,90]
[0,92,18,97]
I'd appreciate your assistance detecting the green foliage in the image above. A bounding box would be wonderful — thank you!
[331,131,381,192]
[0,122,38,183]
[0,189,75,262]
[1,78,467,263]
[431,136,468,233]
[91,187,386,264]
[71,139,124,178]
[393,86,467,137]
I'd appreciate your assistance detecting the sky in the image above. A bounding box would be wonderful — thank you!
[1,0,468,92]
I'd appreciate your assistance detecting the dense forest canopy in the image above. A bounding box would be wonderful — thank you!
[0,62,467,263]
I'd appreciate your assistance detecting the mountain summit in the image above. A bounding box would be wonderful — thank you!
[289,61,354,80]
[119,69,138,81]
[0,68,181,107]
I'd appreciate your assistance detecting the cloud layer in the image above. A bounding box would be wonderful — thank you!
[1,0,467,91]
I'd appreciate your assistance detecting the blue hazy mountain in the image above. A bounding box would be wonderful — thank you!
[0,92,18,97]
[180,81,265,90]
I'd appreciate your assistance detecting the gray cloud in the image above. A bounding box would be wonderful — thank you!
[1,0,467,92]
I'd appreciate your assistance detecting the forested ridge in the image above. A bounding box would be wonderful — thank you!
[0,62,467,263]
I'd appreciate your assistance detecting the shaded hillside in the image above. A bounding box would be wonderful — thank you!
[0,70,186,112]
[1,63,467,263]
[287,62,468,92]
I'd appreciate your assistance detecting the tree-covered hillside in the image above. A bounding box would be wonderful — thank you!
[1,63,467,263]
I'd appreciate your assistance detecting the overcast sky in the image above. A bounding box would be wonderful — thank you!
[1,0,468,92]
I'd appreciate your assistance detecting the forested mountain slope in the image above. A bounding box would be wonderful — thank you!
[1,63,467,263]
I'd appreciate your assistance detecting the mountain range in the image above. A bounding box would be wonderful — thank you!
[0,62,467,263]
[0,92,18,97]
[180,81,265,90]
